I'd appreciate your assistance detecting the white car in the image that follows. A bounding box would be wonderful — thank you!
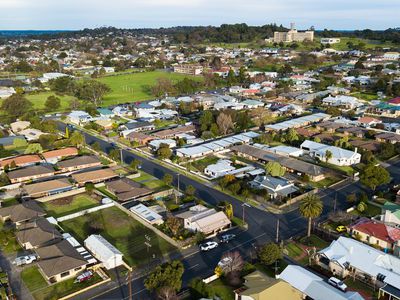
[328,277,347,291]
[199,241,218,251]
[218,257,233,268]
[13,255,37,266]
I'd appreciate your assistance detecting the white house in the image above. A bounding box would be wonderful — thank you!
[130,204,164,225]
[322,95,363,109]
[68,111,92,125]
[204,159,236,178]
[320,38,341,44]
[148,139,176,150]
[300,140,361,166]
[39,72,69,83]
[383,52,400,61]
[0,87,15,99]
[249,175,299,199]
[175,205,231,236]
[268,145,304,157]
[84,234,123,270]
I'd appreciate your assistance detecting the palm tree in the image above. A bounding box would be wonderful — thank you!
[299,194,323,237]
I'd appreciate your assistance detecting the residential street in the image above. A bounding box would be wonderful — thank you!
[59,124,400,300]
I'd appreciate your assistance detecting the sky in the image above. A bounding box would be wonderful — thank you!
[0,0,398,30]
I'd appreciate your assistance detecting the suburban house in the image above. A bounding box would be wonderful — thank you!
[357,116,382,128]
[231,144,326,182]
[10,120,31,133]
[204,159,236,178]
[57,155,102,173]
[175,204,231,236]
[19,128,45,141]
[316,236,400,298]
[268,145,304,157]
[349,218,400,255]
[322,95,362,109]
[148,139,177,150]
[112,106,132,117]
[249,175,299,199]
[7,164,55,183]
[71,168,118,186]
[279,265,364,300]
[130,203,164,225]
[105,178,151,202]
[0,201,46,225]
[16,218,62,249]
[381,201,400,227]
[36,240,88,283]
[234,270,303,300]
[126,131,154,145]
[152,124,196,139]
[67,110,92,125]
[23,178,73,198]
[119,121,155,136]
[96,108,114,118]
[95,119,114,130]
[0,154,42,169]
[84,234,123,270]
[300,140,361,166]
[375,132,400,144]
[42,147,79,164]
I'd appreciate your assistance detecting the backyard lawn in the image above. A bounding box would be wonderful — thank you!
[21,266,103,300]
[96,71,202,105]
[40,193,100,217]
[209,279,235,300]
[131,171,167,190]
[60,206,175,266]
[190,155,220,173]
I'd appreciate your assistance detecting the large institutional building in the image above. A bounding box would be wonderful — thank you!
[273,23,314,43]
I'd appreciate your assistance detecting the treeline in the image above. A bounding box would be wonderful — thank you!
[318,28,400,44]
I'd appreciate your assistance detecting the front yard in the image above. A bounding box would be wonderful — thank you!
[40,193,100,218]
[0,221,22,255]
[131,171,168,190]
[60,206,176,266]
[21,266,103,300]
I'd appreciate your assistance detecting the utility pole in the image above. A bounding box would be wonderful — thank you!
[128,270,132,300]
[120,148,124,165]
[144,234,152,272]
[175,173,180,204]
[242,203,250,224]
[276,219,280,243]
[333,192,337,213]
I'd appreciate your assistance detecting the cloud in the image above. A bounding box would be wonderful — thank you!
[0,0,398,30]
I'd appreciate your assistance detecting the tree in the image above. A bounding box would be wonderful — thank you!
[130,159,141,171]
[91,142,102,153]
[69,131,85,147]
[157,144,172,160]
[185,185,196,197]
[346,193,357,204]
[216,112,234,136]
[325,150,333,163]
[38,134,58,150]
[1,94,32,119]
[24,143,43,154]
[299,194,323,237]
[265,161,285,177]
[360,165,390,191]
[109,149,120,162]
[144,260,184,293]
[166,217,182,237]
[357,201,368,213]
[219,174,235,190]
[219,251,244,274]
[189,278,215,299]
[44,95,61,111]
[85,182,95,195]
[199,110,214,132]
[76,80,111,106]
[228,182,241,195]
[285,128,299,144]
[163,173,173,186]
[258,242,282,265]
[157,286,177,300]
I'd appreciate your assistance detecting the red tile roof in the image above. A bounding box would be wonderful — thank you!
[42,147,78,160]
[351,219,400,243]
[388,97,400,105]
[0,155,42,168]
[357,117,381,124]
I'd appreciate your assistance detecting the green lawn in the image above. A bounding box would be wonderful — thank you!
[350,92,379,101]
[300,234,330,249]
[209,279,235,300]
[20,266,48,292]
[131,172,167,190]
[96,71,202,105]
[31,272,102,300]
[25,92,77,111]
[190,155,220,173]
[40,194,99,217]
[285,242,304,258]
[0,221,22,255]
[60,206,175,266]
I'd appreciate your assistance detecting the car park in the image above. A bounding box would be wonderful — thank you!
[328,277,347,291]
[199,241,218,251]
[219,233,236,243]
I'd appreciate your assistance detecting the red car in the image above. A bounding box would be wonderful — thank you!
[74,271,93,283]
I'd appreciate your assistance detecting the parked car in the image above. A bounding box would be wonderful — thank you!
[328,277,347,291]
[13,255,36,266]
[74,271,93,283]
[217,257,232,268]
[199,241,218,251]
[336,225,347,233]
[219,234,236,243]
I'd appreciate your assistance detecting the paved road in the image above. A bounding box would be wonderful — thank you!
[59,123,400,300]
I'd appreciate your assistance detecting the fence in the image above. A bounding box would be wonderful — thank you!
[35,188,86,203]
[113,201,180,248]
[57,202,114,222]
[276,188,319,209]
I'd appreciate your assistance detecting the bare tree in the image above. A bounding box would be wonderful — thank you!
[216,112,234,136]
[220,251,244,274]
[157,286,177,300]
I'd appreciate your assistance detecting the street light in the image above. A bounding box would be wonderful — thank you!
[242,203,251,224]
[175,173,181,204]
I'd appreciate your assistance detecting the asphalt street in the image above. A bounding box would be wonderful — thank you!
[59,123,400,300]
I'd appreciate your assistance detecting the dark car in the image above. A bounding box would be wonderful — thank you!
[219,234,236,243]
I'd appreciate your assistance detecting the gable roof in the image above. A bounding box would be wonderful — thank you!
[84,234,122,261]
[57,155,101,169]
[7,164,55,180]
[350,218,400,243]
[16,217,62,247]
[0,154,42,168]
[42,147,78,160]
[23,178,72,197]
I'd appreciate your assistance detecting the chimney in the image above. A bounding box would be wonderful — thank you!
[354,147,358,154]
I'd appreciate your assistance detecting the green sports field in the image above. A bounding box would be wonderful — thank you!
[25,91,77,111]
[96,70,202,105]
